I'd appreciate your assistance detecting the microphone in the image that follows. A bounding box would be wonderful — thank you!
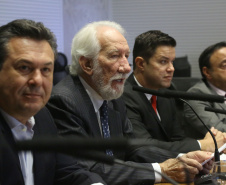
[132,86,220,162]
[205,107,226,115]
[132,86,225,103]
[16,137,128,164]
[16,137,128,151]
[15,137,181,184]
[180,99,220,162]
[16,137,153,164]
[16,137,153,151]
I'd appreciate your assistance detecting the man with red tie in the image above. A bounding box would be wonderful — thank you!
[122,30,226,153]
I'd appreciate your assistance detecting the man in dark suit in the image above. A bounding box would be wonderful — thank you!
[47,21,213,184]
[122,30,226,153]
[184,42,226,139]
[0,19,106,185]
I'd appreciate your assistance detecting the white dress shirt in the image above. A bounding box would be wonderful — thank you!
[208,81,226,104]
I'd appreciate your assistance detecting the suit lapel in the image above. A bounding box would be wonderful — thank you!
[204,81,226,118]
[73,76,102,138]
[156,98,171,140]
[108,101,124,157]
[108,102,122,138]
[87,100,102,137]
[0,113,24,179]
[127,74,170,140]
[217,102,226,111]
[127,74,160,121]
[32,109,56,185]
[214,102,226,121]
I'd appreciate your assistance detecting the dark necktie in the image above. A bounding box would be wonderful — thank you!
[100,100,113,156]
[151,95,157,114]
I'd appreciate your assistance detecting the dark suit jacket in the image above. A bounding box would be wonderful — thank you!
[0,107,106,185]
[47,75,179,185]
[122,74,200,153]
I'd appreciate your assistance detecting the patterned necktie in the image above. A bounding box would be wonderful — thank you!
[151,95,157,114]
[100,100,113,156]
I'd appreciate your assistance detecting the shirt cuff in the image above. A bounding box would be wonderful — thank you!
[152,163,162,183]
[197,140,201,148]
[177,153,185,158]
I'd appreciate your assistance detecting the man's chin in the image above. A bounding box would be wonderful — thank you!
[100,88,123,100]
[112,89,124,99]
[161,82,171,89]
[23,103,44,113]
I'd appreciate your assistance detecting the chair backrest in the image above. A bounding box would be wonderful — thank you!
[173,55,191,77]
[169,77,201,138]
[171,77,200,92]
[53,52,68,85]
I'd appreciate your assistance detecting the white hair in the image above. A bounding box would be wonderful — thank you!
[69,21,126,76]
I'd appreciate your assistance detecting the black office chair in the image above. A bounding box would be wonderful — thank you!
[173,55,191,77]
[169,77,200,111]
[171,77,200,92]
[53,52,68,85]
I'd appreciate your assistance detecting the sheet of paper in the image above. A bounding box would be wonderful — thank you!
[202,143,226,165]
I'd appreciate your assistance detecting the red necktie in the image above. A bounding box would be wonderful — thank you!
[151,95,157,114]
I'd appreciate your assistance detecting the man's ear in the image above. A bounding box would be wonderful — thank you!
[202,66,212,80]
[135,57,145,71]
[79,56,93,75]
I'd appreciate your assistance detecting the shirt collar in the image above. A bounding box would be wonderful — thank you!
[79,76,105,112]
[0,108,35,140]
[207,81,226,96]
[133,75,154,100]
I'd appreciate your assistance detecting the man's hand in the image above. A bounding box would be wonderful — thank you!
[199,127,226,152]
[159,151,212,182]
[183,151,213,174]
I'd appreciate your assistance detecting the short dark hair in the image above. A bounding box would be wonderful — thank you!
[199,41,226,79]
[132,30,176,70]
[133,30,177,69]
[0,19,57,69]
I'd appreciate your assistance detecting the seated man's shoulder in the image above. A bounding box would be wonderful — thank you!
[187,80,205,93]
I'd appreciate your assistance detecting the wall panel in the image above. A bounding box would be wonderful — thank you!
[112,0,226,77]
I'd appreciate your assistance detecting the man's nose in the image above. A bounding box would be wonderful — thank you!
[167,62,175,72]
[118,58,131,74]
[28,70,43,85]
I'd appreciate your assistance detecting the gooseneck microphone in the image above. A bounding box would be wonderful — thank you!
[15,137,180,184]
[16,137,128,151]
[132,86,220,162]
[180,99,220,162]
[16,137,162,164]
[16,137,128,164]
[205,107,226,115]
[132,86,225,103]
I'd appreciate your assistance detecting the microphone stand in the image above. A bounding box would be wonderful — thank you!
[180,98,220,162]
